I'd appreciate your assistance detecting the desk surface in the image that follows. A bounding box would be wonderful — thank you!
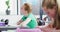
[0,26,17,31]
[0,26,17,28]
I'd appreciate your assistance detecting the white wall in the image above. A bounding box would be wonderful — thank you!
[10,0,17,15]
[0,0,7,15]
[18,0,21,15]
[0,0,17,15]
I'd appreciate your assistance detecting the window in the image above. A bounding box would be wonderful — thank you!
[20,0,41,15]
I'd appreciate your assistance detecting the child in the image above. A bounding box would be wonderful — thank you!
[37,0,60,32]
[17,3,38,28]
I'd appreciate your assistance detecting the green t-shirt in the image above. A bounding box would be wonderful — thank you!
[21,13,38,28]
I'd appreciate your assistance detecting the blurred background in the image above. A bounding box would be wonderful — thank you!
[20,0,42,15]
[0,0,48,32]
[0,0,43,15]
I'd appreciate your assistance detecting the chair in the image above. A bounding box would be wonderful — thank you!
[16,28,43,32]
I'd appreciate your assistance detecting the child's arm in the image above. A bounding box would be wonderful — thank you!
[17,19,23,25]
[21,18,31,27]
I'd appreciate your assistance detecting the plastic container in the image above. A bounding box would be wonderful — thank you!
[0,22,5,26]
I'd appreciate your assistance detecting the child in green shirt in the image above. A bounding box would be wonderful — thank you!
[17,3,38,28]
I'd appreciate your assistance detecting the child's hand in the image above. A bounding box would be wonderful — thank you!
[17,22,20,25]
[17,20,23,25]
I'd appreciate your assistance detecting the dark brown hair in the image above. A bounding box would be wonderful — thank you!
[53,0,60,29]
[24,3,32,13]
[42,0,60,29]
[42,0,51,7]
[42,0,57,9]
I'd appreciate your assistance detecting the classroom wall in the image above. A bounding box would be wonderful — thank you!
[0,0,17,15]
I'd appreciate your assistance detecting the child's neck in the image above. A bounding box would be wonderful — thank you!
[24,13,28,16]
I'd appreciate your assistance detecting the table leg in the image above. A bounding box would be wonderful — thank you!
[0,30,1,32]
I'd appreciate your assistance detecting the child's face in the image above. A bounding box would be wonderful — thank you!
[21,6,27,15]
[43,6,56,18]
[47,7,56,18]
